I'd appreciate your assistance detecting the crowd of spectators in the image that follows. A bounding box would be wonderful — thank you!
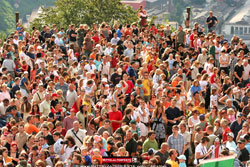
[0,8,249,167]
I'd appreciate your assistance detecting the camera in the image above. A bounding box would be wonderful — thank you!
[60,140,68,144]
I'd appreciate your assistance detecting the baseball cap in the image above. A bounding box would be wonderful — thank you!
[6,53,11,59]
[130,120,136,124]
[177,155,186,160]
[227,132,234,138]
[52,93,59,97]
[37,46,42,50]
[117,68,123,75]
[101,78,108,83]
[238,138,246,143]
[148,148,156,155]
[116,84,122,88]
[237,112,243,117]
[199,114,205,119]
[24,71,29,75]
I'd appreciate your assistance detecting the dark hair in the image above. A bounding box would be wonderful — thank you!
[104,119,111,124]
[148,130,156,137]
[73,154,82,163]
[168,149,176,157]
[201,136,210,143]
[66,136,76,146]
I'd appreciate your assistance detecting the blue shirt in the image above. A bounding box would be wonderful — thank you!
[245,143,250,153]
[83,155,92,165]
[127,66,137,78]
[179,162,187,167]
[26,52,35,60]
[20,77,27,87]
[117,29,122,38]
[94,60,102,70]
[190,85,201,95]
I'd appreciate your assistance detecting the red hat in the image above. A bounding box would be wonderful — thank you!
[11,141,17,147]
[52,93,59,97]
[70,108,76,113]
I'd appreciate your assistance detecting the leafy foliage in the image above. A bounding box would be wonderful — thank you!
[168,0,186,24]
[0,0,16,35]
[0,0,56,36]
[30,0,138,30]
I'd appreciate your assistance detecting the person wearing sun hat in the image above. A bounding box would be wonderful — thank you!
[177,154,187,167]
[226,132,237,153]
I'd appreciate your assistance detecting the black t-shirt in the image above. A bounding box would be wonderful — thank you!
[238,148,249,162]
[69,30,77,42]
[234,65,244,78]
[110,73,122,85]
[77,29,86,41]
[44,32,52,39]
[48,111,62,121]
[51,99,59,108]
[125,138,137,156]
[132,28,139,36]
[165,107,182,126]
[45,134,55,145]
[173,61,184,69]
[155,151,169,165]
[206,16,218,28]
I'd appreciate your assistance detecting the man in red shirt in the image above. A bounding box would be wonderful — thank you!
[108,103,122,132]
[149,24,158,35]
[92,31,100,45]
[189,28,198,48]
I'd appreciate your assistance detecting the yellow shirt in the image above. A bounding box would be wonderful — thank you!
[142,79,152,96]
[194,106,205,114]
[166,160,179,167]
[83,101,92,114]
[145,54,151,63]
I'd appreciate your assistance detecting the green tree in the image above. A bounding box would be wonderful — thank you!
[31,0,138,30]
[0,0,15,35]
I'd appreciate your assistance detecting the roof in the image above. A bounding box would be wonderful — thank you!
[229,0,250,23]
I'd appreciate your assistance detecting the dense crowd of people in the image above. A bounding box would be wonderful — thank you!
[0,7,249,167]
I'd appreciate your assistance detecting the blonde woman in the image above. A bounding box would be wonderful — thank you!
[56,89,65,104]
[115,147,129,157]
[191,61,200,81]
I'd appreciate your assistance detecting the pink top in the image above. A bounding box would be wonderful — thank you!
[0,91,11,101]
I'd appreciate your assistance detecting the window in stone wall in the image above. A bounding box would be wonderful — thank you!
[240,27,243,35]
[235,27,239,34]
[231,26,234,35]
[244,27,248,34]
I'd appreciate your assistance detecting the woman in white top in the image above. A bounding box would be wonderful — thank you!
[199,73,209,91]
[174,89,185,112]
[194,136,212,165]
[219,49,230,75]
[67,43,77,65]
[188,110,200,132]
[60,136,79,161]
[204,58,214,76]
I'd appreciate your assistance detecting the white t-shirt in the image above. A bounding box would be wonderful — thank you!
[194,143,208,165]
[215,45,221,60]
[210,94,218,108]
[204,62,214,76]
[199,81,208,91]
[243,64,250,80]
[84,64,96,74]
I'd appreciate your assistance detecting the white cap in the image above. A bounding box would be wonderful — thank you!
[117,68,123,75]
[101,78,108,83]
[177,155,186,160]
[227,132,234,138]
